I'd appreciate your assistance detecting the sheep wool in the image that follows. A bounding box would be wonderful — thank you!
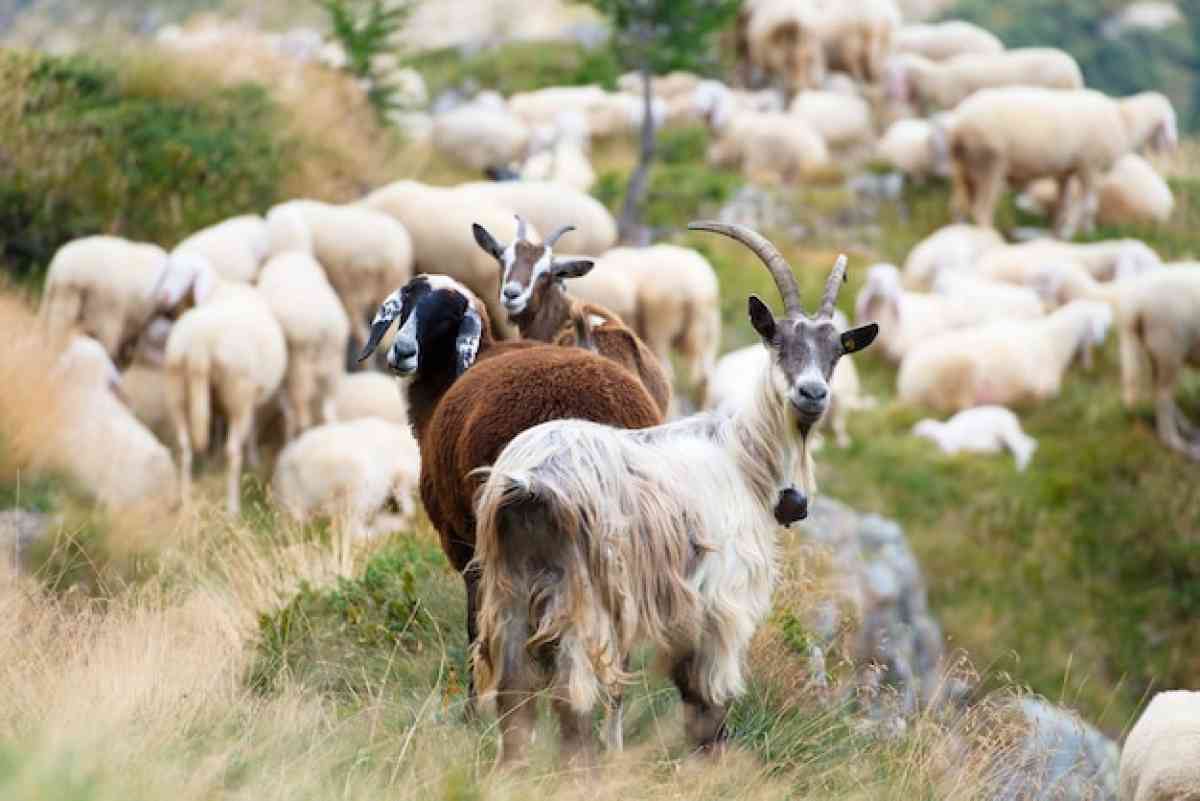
[1118,690,1200,801]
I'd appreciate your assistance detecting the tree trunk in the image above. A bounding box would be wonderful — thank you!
[618,63,657,245]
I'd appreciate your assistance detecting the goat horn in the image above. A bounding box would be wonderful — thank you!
[818,254,849,319]
[544,224,575,248]
[687,221,802,317]
[514,214,528,242]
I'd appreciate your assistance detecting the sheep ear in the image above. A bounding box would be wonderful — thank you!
[748,295,776,341]
[455,306,483,376]
[551,259,594,280]
[839,323,878,355]
[472,223,504,262]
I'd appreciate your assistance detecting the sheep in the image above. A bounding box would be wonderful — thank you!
[742,0,826,93]
[519,110,596,192]
[432,101,531,171]
[949,88,1178,236]
[975,239,1164,289]
[893,20,1004,62]
[897,300,1113,412]
[360,180,535,339]
[931,270,1048,313]
[858,263,1043,362]
[456,180,617,256]
[708,110,830,182]
[40,235,168,363]
[46,336,177,509]
[902,223,1004,289]
[912,406,1037,471]
[692,79,786,130]
[508,86,665,140]
[788,90,875,150]
[1118,690,1200,801]
[156,252,288,514]
[1114,266,1200,459]
[1099,154,1175,226]
[173,214,271,284]
[118,315,175,446]
[886,49,1084,113]
[333,371,407,427]
[563,256,639,326]
[272,417,420,538]
[265,200,414,355]
[471,225,879,766]
[473,218,671,416]
[256,251,350,441]
[875,115,954,181]
[816,0,901,84]
[356,273,664,703]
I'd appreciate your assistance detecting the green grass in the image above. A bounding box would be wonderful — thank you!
[409,40,622,99]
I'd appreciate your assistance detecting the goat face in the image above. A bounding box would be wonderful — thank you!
[357,274,483,378]
[472,220,591,319]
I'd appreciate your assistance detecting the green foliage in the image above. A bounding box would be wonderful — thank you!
[410,40,623,98]
[316,0,417,116]
[0,50,287,282]
[577,0,739,76]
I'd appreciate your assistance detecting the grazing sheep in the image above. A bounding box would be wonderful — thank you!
[816,0,901,84]
[902,223,1004,289]
[976,238,1163,287]
[256,251,350,441]
[912,406,1037,471]
[876,116,953,181]
[886,48,1083,113]
[157,252,287,514]
[432,101,531,171]
[897,300,1113,412]
[457,180,617,256]
[356,274,663,702]
[173,214,271,284]
[472,226,878,766]
[333,371,407,427]
[361,180,536,339]
[266,200,414,356]
[1114,265,1200,459]
[893,20,1004,62]
[272,417,420,538]
[47,336,177,509]
[949,88,1178,236]
[1118,690,1200,801]
[742,0,826,93]
[1099,154,1175,226]
[788,90,874,150]
[473,218,671,416]
[708,110,830,182]
[40,235,168,363]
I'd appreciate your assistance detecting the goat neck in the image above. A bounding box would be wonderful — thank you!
[513,280,574,341]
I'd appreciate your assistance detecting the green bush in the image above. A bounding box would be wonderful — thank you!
[0,50,289,282]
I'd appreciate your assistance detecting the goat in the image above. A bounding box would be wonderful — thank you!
[472,223,878,768]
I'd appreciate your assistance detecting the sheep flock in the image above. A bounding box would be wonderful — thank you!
[8,0,1200,788]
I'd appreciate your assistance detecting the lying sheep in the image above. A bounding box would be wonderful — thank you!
[742,0,826,93]
[708,111,830,182]
[1118,690,1200,801]
[902,223,1004,289]
[457,180,616,256]
[1099,154,1175,226]
[875,116,953,181]
[817,0,901,84]
[949,88,1178,236]
[789,90,874,150]
[887,48,1084,113]
[272,417,420,538]
[897,300,1113,412]
[893,20,1004,62]
[432,101,531,171]
[174,214,271,284]
[333,371,407,427]
[40,235,168,363]
[912,406,1037,471]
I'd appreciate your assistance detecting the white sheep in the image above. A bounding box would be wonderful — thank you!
[173,214,271,284]
[520,110,596,192]
[816,0,901,84]
[897,300,1113,412]
[256,251,350,441]
[875,116,953,181]
[708,110,830,182]
[1118,690,1200,801]
[271,417,420,538]
[893,20,1004,62]
[456,180,616,256]
[333,371,408,427]
[788,90,875,150]
[432,101,531,171]
[912,406,1037,471]
[692,80,785,131]
[562,258,639,328]
[742,0,826,93]
[40,235,168,362]
[157,253,287,515]
[118,315,175,446]
[886,48,1084,112]
[1099,154,1175,226]
[976,238,1163,287]
[508,85,664,140]
[902,223,1004,289]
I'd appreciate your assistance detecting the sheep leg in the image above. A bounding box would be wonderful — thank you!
[670,652,729,755]
[552,696,597,771]
[174,416,192,508]
[950,161,971,222]
[245,411,261,470]
[223,385,256,517]
[1154,389,1194,456]
[970,157,1005,230]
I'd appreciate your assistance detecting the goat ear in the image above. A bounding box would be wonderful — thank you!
[455,306,483,376]
[358,289,403,362]
[472,223,504,262]
[551,259,594,280]
[839,323,878,355]
[748,295,776,341]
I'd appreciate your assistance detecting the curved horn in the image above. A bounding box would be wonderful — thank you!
[818,254,849,319]
[514,214,528,242]
[544,224,575,248]
[687,221,802,316]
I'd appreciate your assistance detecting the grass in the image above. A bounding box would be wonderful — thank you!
[410,39,623,100]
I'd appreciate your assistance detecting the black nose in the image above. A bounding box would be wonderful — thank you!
[502,285,522,300]
[798,383,828,403]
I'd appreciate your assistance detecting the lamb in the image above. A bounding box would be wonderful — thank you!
[902,223,1004,289]
[333,371,407,427]
[173,214,271,284]
[471,225,878,766]
[949,88,1178,236]
[432,101,531,171]
[1113,265,1200,459]
[45,336,177,509]
[856,263,1043,362]
[886,49,1084,113]
[742,0,826,93]
[1118,690,1200,801]
[265,200,414,355]
[896,300,1113,412]
[788,90,875,150]
[893,20,1004,62]
[473,218,672,416]
[1099,154,1175,226]
[256,251,350,441]
[156,252,287,514]
[271,417,420,538]
[816,0,901,84]
[912,406,1037,471]
[40,235,168,363]
[356,273,663,701]
[457,180,617,256]
[708,110,830,182]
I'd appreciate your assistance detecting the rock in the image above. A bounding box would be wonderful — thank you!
[0,508,51,577]
[718,186,808,241]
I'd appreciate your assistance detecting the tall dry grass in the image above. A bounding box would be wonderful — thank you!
[0,291,66,486]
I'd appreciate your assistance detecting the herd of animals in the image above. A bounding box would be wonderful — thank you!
[22,0,1200,788]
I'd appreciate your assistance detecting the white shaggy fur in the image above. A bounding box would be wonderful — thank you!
[333,371,408,427]
[432,101,531,171]
[893,20,1004,62]
[815,0,901,84]
[788,90,874,150]
[876,116,953,181]
[457,180,616,256]
[886,48,1084,112]
[708,110,830,182]
[173,214,271,284]
[1099,154,1176,226]
[912,406,1037,471]
[902,223,1004,289]
[1118,690,1200,801]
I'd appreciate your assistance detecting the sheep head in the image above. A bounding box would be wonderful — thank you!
[688,221,878,434]
[472,216,593,321]
[357,274,487,379]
